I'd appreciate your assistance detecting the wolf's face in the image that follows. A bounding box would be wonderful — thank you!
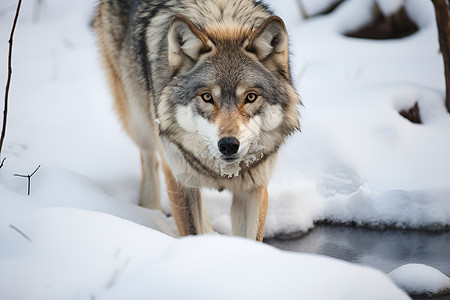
[158,15,300,175]
[172,51,287,164]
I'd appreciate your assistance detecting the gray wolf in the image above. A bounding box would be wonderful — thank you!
[93,0,301,241]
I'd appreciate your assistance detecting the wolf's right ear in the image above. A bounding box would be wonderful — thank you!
[168,15,213,69]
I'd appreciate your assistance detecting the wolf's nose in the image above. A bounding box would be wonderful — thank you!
[218,137,240,156]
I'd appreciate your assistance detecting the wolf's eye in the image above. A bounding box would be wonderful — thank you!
[245,93,258,104]
[201,92,214,104]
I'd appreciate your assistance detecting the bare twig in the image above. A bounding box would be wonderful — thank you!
[296,0,309,19]
[106,250,131,289]
[0,157,5,169]
[1,0,23,160]
[33,0,45,23]
[14,165,41,195]
[9,224,32,242]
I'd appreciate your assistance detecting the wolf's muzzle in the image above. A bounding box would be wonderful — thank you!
[218,137,240,156]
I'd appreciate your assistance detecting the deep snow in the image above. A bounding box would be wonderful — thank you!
[1,199,409,300]
[1,0,450,298]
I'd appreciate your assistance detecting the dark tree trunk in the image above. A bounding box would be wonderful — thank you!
[432,0,450,113]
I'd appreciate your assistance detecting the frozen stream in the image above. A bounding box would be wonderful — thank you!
[265,225,450,299]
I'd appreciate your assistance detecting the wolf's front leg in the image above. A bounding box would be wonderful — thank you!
[231,186,268,241]
[162,162,212,236]
[139,150,162,211]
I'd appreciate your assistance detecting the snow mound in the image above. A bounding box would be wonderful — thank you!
[389,264,450,297]
[0,203,410,300]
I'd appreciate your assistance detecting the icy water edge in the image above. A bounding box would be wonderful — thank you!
[265,225,450,299]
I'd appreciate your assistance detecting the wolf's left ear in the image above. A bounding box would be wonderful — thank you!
[246,16,289,78]
[168,15,213,69]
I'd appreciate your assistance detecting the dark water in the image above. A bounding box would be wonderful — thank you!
[265,225,450,299]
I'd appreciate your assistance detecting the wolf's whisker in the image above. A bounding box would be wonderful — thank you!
[197,132,211,140]
[187,130,201,139]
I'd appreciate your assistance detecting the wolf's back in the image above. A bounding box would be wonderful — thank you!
[93,0,134,65]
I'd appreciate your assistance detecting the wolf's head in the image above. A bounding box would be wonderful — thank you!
[158,15,301,176]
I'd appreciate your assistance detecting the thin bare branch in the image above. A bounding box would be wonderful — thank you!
[1,0,23,159]
[30,164,41,176]
[14,165,41,195]
[9,224,32,242]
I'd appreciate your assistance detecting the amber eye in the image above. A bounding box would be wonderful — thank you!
[245,93,258,103]
[201,92,214,104]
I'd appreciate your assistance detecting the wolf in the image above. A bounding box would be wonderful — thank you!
[93,0,301,241]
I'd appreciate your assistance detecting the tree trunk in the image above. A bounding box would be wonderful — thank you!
[432,0,450,113]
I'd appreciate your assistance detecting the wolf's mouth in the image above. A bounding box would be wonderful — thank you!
[220,155,240,164]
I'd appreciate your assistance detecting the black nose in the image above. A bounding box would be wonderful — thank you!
[218,137,240,156]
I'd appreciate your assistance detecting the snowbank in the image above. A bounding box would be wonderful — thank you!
[0,196,409,300]
[389,264,450,297]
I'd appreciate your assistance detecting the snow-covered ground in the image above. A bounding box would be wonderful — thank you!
[0,0,449,298]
